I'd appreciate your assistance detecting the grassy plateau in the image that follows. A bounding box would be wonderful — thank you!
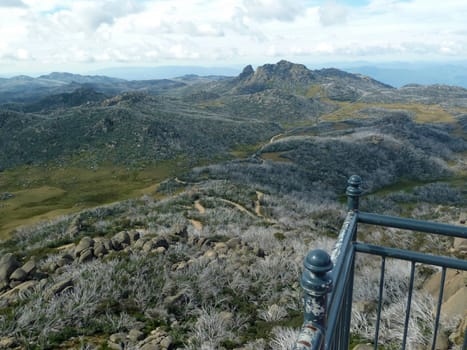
[0,161,185,239]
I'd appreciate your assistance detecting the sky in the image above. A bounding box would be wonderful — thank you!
[0,0,467,75]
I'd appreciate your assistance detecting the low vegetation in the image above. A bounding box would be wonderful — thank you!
[0,166,465,349]
[0,161,188,239]
[0,61,466,349]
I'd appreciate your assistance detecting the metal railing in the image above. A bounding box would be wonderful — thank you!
[293,175,467,350]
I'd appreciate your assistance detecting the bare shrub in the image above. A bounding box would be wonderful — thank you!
[269,326,300,350]
[186,306,246,349]
[351,257,452,349]
[13,215,72,250]
[258,304,288,322]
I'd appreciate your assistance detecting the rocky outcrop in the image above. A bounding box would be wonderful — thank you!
[0,192,14,200]
[452,237,467,257]
[107,327,174,350]
[0,254,20,287]
[0,225,261,309]
[45,278,73,298]
[424,269,467,348]
[449,312,467,346]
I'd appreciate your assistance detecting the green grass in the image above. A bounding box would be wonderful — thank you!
[368,178,439,197]
[230,143,262,158]
[261,152,291,162]
[368,174,467,197]
[0,160,186,239]
[320,102,456,124]
[0,141,267,240]
[305,84,325,98]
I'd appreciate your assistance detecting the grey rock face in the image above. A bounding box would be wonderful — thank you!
[128,230,141,243]
[21,258,37,275]
[128,329,145,342]
[93,240,108,257]
[112,231,131,247]
[45,277,73,298]
[9,268,27,282]
[0,253,20,282]
[78,248,94,263]
[74,237,95,257]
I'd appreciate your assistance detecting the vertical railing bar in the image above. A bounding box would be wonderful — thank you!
[333,309,343,350]
[401,261,416,350]
[373,256,386,350]
[342,305,346,349]
[431,267,447,350]
[294,175,467,350]
[341,301,346,350]
[325,247,355,346]
[343,219,358,350]
[343,294,347,349]
[336,311,341,350]
[342,251,355,349]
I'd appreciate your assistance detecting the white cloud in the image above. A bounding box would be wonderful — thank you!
[1,0,467,74]
[319,1,348,26]
[44,0,146,32]
[0,0,26,7]
[0,48,32,61]
[15,48,30,60]
[242,0,307,22]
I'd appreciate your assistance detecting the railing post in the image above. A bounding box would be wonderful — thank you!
[346,175,362,211]
[294,249,333,350]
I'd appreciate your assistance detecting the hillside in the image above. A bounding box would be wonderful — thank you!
[0,60,466,349]
[0,93,281,169]
[1,60,466,237]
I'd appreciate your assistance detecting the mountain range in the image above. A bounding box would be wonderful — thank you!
[0,60,466,349]
[0,59,465,237]
[1,60,466,170]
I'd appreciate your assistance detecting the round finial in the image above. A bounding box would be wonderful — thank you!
[301,249,333,295]
[346,175,362,211]
[303,249,333,274]
[348,174,362,186]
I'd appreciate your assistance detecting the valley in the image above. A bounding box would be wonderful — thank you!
[0,161,188,239]
[0,61,466,349]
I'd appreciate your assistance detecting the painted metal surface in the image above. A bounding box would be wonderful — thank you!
[293,249,332,350]
[294,175,467,350]
[358,211,467,238]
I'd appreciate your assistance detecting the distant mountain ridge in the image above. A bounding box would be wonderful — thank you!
[1,60,466,171]
[91,65,242,80]
[227,60,391,95]
[38,72,125,84]
[0,73,188,104]
[0,60,466,350]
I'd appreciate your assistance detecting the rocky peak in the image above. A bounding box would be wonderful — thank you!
[231,60,317,94]
[238,65,254,80]
[254,60,314,82]
[316,67,393,89]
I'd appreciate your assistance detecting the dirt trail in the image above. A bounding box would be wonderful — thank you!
[218,198,257,219]
[190,219,203,231]
[255,191,264,217]
[194,200,205,214]
[174,177,188,185]
[189,200,206,231]
[188,194,270,229]
[269,133,284,144]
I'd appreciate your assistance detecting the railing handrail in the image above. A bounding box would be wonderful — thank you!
[358,211,467,238]
[293,175,467,350]
[354,242,467,270]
